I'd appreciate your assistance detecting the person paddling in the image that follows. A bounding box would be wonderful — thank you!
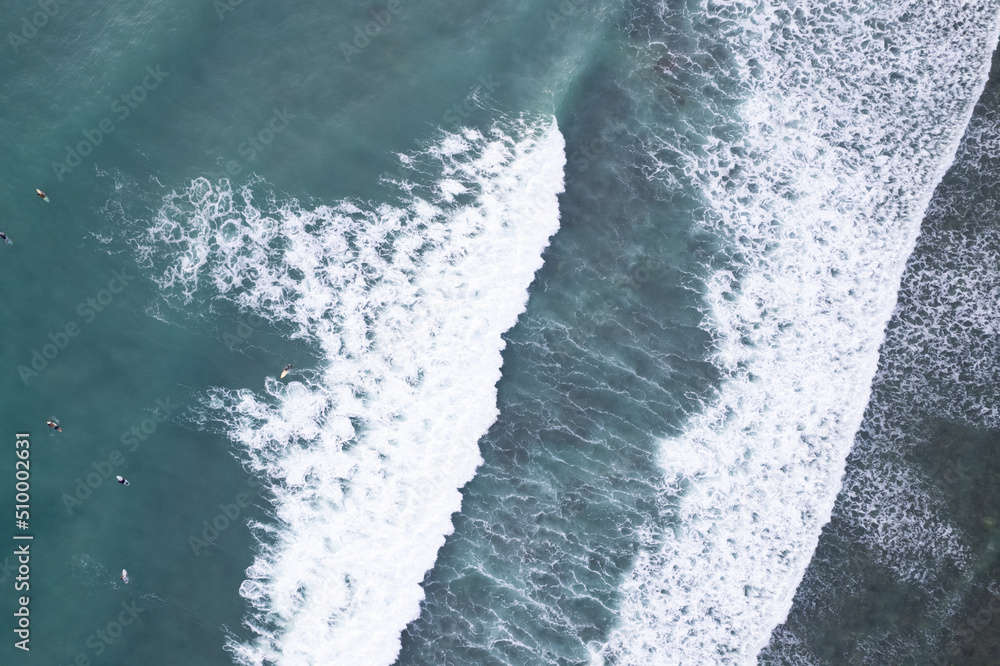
[36,189,49,202]
[117,476,130,486]
[46,419,62,432]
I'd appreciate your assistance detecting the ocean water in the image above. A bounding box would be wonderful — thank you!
[1,1,999,665]
[762,48,1000,665]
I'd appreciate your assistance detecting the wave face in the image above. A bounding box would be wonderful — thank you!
[763,64,1000,663]
[135,120,565,665]
[604,2,1000,663]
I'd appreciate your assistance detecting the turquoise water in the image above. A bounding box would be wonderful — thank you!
[1,1,1000,664]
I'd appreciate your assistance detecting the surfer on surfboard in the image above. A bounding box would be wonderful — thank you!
[280,363,294,379]
[36,189,49,202]
[0,232,11,246]
[117,476,130,486]
[46,419,62,432]
[120,569,129,584]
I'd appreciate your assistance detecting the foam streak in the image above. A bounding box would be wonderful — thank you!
[605,2,1000,663]
[141,120,565,665]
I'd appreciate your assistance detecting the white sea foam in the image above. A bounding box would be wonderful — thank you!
[137,120,565,664]
[605,1,1000,663]
[765,103,1000,660]
[874,104,1000,430]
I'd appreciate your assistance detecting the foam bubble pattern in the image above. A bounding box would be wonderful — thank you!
[765,98,1000,662]
[604,1,1000,663]
[139,120,565,665]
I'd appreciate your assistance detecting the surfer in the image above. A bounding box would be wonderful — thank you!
[0,232,10,246]
[46,419,62,432]
[36,189,49,202]
[117,476,130,486]
[280,363,294,379]
[120,569,129,584]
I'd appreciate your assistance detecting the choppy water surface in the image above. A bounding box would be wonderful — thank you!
[2,1,1000,664]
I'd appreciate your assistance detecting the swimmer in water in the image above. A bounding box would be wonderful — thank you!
[280,363,294,379]
[46,420,62,432]
[117,476,130,486]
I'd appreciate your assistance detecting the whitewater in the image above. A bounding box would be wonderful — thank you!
[606,1,1000,663]
[114,1,1000,662]
[133,120,564,664]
